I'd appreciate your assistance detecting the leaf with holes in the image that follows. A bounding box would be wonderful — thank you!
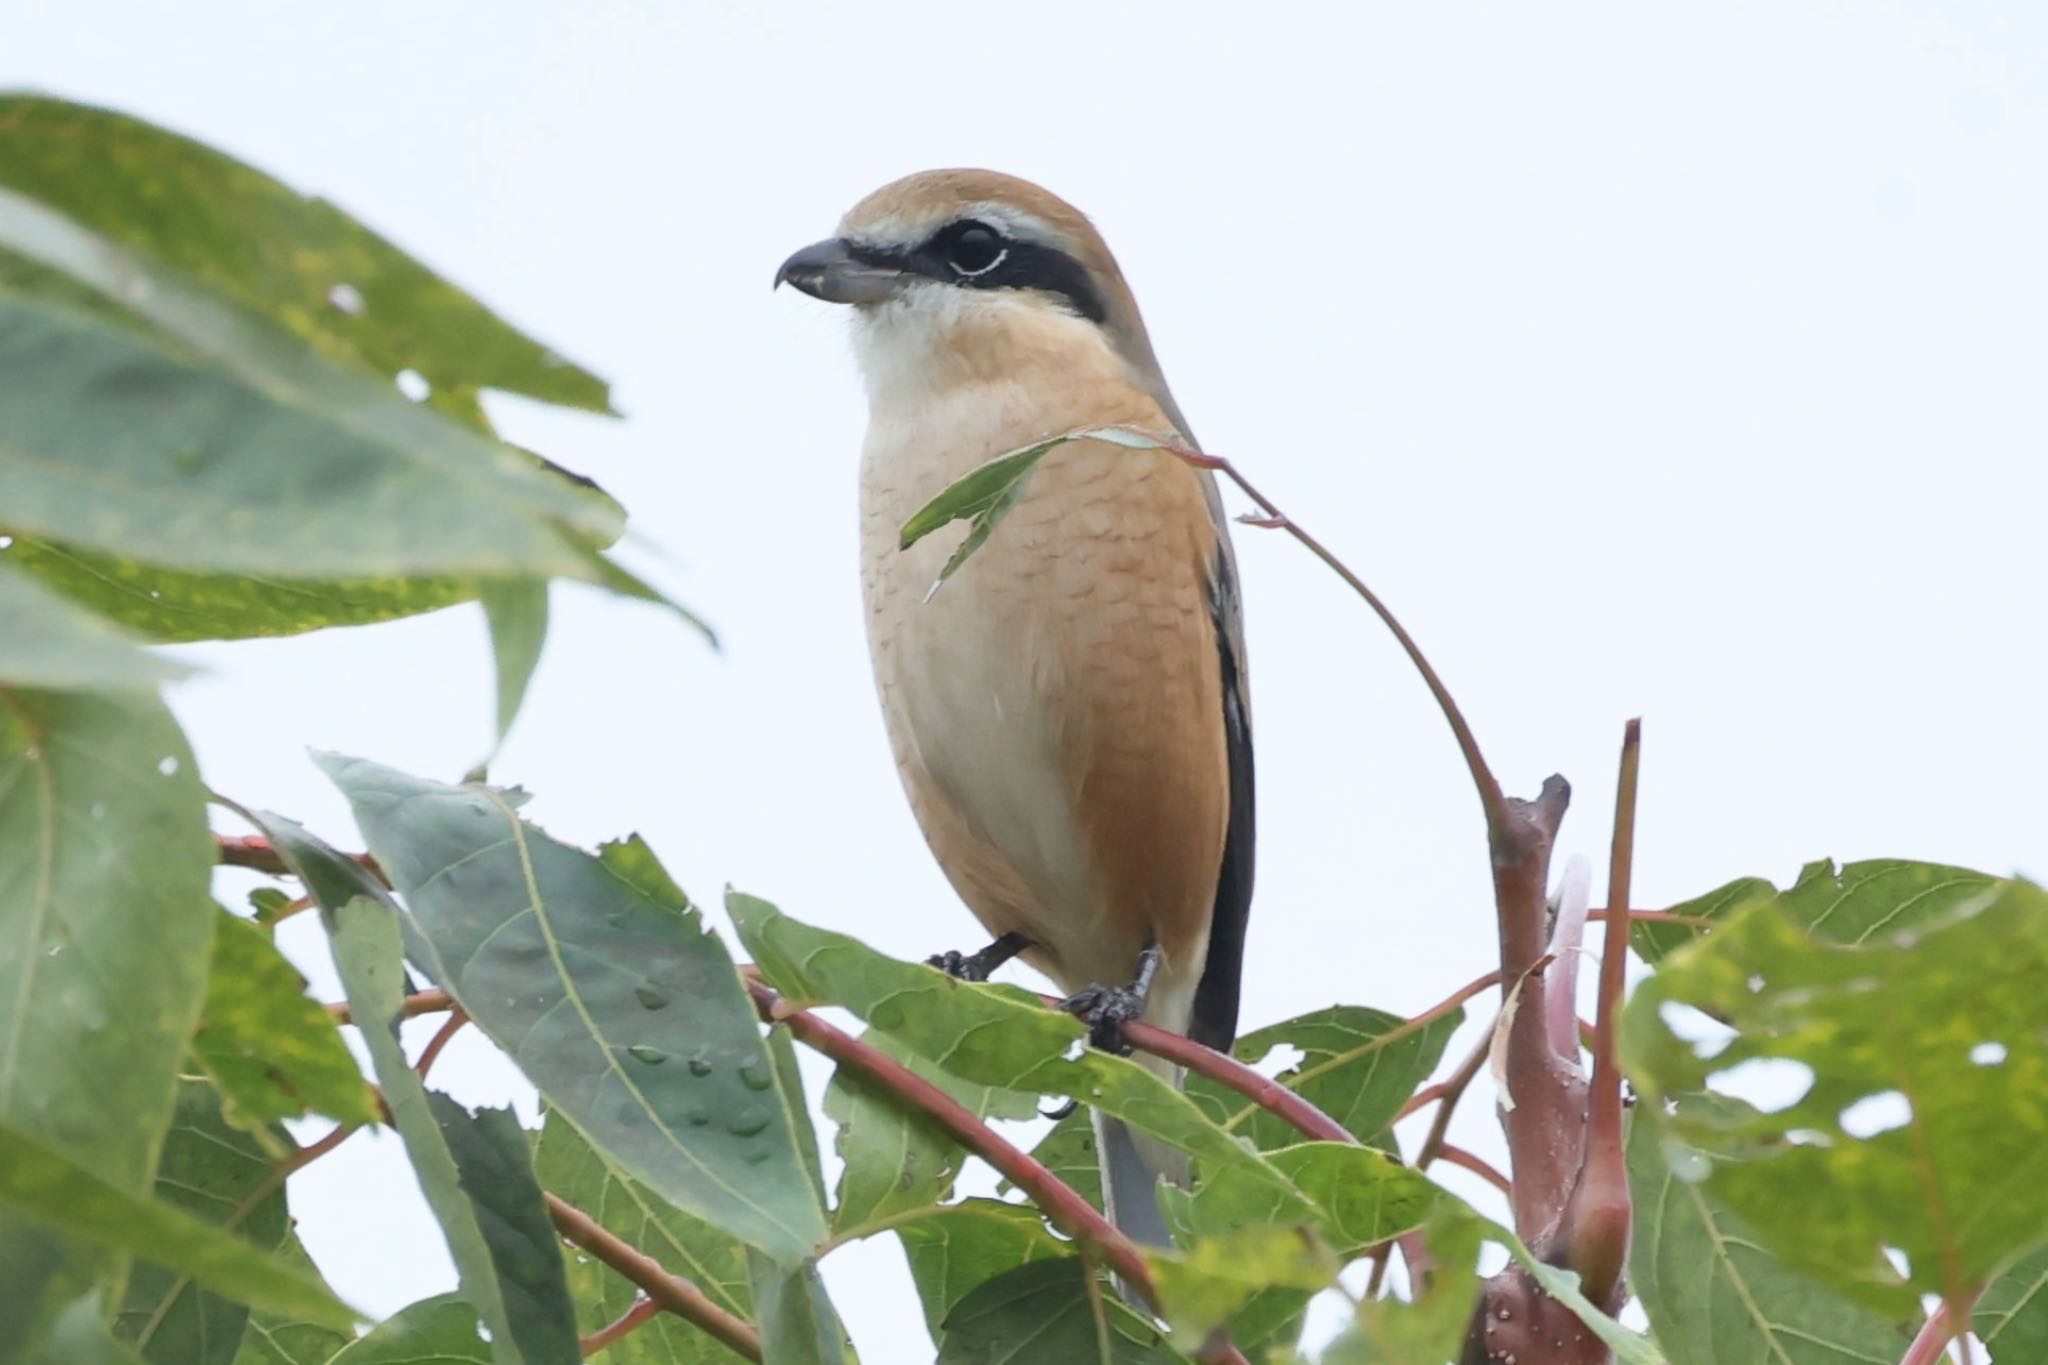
[1627,1094,1909,1365]
[1625,876,2048,1316]
[313,756,826,1265]
[1633,858,1999,964]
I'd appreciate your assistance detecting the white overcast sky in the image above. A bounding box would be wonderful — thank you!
[9,2,2046,1359]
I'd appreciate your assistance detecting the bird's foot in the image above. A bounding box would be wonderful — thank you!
[1058,982,1146,1056]
[926,931,1030,983]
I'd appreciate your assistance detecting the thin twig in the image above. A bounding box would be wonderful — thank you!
[747,978,1158,1306]
[415,1008,468,1077]
[328,988,454,1024]
[215,833,382,881]
[546,1193,764,1361]
[1436,1144,1512,1195]
[580,1294,660,1357]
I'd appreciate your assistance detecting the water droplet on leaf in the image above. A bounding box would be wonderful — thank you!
[687,1057,714,1077]
[626,1045,667,1065]
[727,1111,769,1137]
[634,984,670,1010]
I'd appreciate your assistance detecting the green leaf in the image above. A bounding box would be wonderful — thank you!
[0,686,212,1192]
[1633,859,1999,964]
[288,857,533,1360]
[1008,1111,1102,1211]
[893,1199,1069,1337]
[0,558,187,691]
[226,1234,352,1365]
[0,95,612,421]
[116,1080,292,1365]
[1978,1242,2048,1361]
[1196,1005,1460,1151]
[935,1259,1185,1365]
[0,1216,100,1360]
[0,292,596,581]
[1148,1222,1337,1351]
[313,757,827,1265]
[192,911,378,1131]
[427,1098,581,1365]
[1626,1097,1908,1365]
[0,1122,353,1332]
[727,892,1310,1216]
[1325,1203,1483,1365]
[1624,875,2048,1316]
[747,1251,851,1365]
[825,1030,1037,1234]
[326,1294,491,1365]
[2,535,481,643]
[479,580,548,746]
[531,1105,754,1365]
[40,1293,151,1365]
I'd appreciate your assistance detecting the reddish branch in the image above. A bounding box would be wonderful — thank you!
[580,1295,660,1356]
[546,1192,765,1362]
[215,833,382,879]
[1900,1293,1979,1365]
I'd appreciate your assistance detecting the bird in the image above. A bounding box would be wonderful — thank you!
[776,170,1253,1246]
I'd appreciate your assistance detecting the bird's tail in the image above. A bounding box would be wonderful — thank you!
[1095,1051,1192,1251]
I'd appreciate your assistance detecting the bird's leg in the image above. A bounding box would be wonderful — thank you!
[1059,940,1161,1056]
[926,930,1031,983]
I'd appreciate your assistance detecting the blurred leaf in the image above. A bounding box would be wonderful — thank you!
[1627,1095,1908,1365]
[326,1294,490,1365]
[0,1122,353,1331]
[893,1199,1068,1337]
[313,757,826,1265]
[1978,1242,2048,1361]
[747,1251,850,1365]
[426,1097,580,1365]
[193,911,377,1131]
[531,1105,753,1365]
[935,1258,1184,1365]
[479,580,547,746]
[0,686,211,1192]
[116,1080,291,1365]
[1326,1203,1483,1365]
[1148,1222,1337,1350]
[0,95,612,421]
[0,1216,99,1360]
[0,559,187,691]
[40,1294,150,1365]
[825,1030,1037,1234]
[1634,858,1999,964]
[0,292,597,581]
[226,1234,351,1365]
[1195,1005,1460,1151]
[1624,876,2048,1316]
[728,892,1309,1216]
[2,536,480,642]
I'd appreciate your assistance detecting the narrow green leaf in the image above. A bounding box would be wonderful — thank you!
[1626,1096,1908,1365]
[1624,875,2048,1317]
[0,1122,353,1331]
[0,95,613,419]
[308,880,528,1359]
[116,1080,292,1365]
[0,686,212,1192]
[727,892,1310,1216]
[1195,1006,1460,1150]
[935,1259,1185,1364]
[479,581,548,746]
[1633,858,1999,963]
[326,1294,491,1365]
[1978,1242,2048,1361]
[747,1251,851,1365]
[893,1199,1068,1337]
[193,911,378,1131]
[0,559,187,691]
[426,1098,580,1365]
[531,1105,753,1365]
[313,757,826,1265]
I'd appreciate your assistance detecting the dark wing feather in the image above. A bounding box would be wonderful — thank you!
[1189,529,1254,1052]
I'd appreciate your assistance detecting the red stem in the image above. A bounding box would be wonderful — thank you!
[1436,1144,1512,1194]
[546,1192,764,1361]
[580,1294,660,1357]
[1900,1292,1980,1365]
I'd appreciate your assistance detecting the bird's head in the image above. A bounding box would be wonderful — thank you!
[777,169,1181,420]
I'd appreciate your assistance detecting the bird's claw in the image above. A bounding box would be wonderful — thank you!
[1059,983,1144,1055]
[926,949,977,980]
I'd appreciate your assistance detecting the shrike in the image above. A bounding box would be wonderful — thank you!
[777,170,1253,1244]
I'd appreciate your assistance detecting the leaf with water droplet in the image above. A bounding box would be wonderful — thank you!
[627,1045,668,1066]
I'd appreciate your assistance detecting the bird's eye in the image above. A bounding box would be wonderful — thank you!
[939,221,1007,277]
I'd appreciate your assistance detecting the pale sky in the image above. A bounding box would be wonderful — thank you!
[8,3,2046,1359]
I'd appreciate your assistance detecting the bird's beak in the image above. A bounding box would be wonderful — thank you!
[774,238,904,305]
